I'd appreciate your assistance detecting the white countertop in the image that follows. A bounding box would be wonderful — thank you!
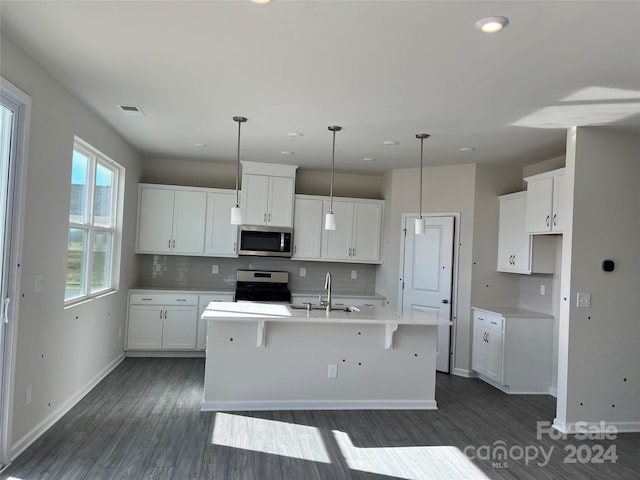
[472,306,554,319]
[202,302,451,326]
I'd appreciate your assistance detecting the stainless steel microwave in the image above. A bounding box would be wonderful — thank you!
[239,226,293,257]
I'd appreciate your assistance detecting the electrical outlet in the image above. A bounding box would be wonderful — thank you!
[351,270,357,280]
[35,275,44,293]
[328,364,338,378]
[576,292,591,308]
[212,265,219,274]
[118,327,122,339]
[300,268,306,277]
[26,385,32,405]
[540,285,545,296]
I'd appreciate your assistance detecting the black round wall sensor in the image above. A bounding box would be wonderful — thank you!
[602,260,615,272]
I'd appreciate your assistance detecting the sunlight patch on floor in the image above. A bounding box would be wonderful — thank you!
[333,430,490,480]
[212,412,331,463]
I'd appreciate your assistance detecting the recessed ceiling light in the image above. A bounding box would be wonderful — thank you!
[251,0,271,4]
[383,140,399,146]
[362,157,376,162]
[193,143,208,148]
[459,147,476,152]
[475,16,509,33]
[288,132,304,138]
[280,151,295,156]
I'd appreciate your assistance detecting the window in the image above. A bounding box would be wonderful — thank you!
[65,138,123,304]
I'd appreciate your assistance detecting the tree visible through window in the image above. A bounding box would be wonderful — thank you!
[65,138,123,303]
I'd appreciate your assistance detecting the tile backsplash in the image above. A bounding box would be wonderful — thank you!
[136,255,377,294]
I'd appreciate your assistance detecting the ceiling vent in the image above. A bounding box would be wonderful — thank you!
[117,104,146,117]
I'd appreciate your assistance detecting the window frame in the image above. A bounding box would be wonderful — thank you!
[64,137,124,306]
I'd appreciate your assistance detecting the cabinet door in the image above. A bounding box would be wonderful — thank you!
[526,177,553,233]
[551,172,566,233]
[292,197,323,260]
[205,192,238,257]
[485,330,504,383]
[472,326,487,375]
[267,176,294,227]
[127,305,163,349]
[172,190,207,254]
[510,196,531,272]
[322,200,353,261]
[351,202,383,262]
[137,188,174,253]
[162,306,197,349]
[242,174,269,225]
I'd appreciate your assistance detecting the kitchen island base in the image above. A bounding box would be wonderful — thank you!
[202,304,449,412]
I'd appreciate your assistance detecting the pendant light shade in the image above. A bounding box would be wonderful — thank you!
[325,125,342,231]
[415,134,430,235]
[231,116,247,225]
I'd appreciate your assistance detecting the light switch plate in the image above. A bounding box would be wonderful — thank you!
[576,292,591,308]
[351,270,358,279]
[328,364,338,378]
[35,275,44,293]
[211,265,219,274]
[300,268,306,277]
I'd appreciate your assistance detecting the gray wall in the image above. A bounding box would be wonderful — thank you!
[1,34,142,458]
[556,127,639,431]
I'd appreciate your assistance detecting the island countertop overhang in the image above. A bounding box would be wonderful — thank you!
[201,302,453,326]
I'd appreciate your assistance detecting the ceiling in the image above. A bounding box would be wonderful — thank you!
[2,1,639,173]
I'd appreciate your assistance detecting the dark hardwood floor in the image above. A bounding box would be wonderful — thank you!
[2,358,638,479]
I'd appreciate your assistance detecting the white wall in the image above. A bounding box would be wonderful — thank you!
[556,127,640,432]
[1,34,142,458]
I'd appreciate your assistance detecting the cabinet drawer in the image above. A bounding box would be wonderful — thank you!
[474,311,503,332]
[199,294,235,307]
[129,293,198,306]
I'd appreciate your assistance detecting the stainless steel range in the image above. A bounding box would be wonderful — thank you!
[234,269,291,302]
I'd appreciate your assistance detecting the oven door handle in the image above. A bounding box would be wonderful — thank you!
[280,232,285,251]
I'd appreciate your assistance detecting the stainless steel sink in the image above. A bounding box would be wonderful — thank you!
[288,303,359,312]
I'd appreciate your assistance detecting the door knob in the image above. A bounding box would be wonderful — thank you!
[442,299,449,304]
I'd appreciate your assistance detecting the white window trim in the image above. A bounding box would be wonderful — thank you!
[64,137,124,307]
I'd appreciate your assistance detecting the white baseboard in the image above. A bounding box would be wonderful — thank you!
[10,354,125,461]
[125,351,205,358]
[452,368,477,378]
[553,418,640,434]
[201,399,438,412]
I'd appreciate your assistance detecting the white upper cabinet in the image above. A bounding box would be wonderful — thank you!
[136,185,207,255]
[524,168,566,234]
[321,198,384,264]
[497,192,555,274]
[205,191,238,257]
[497,192,531,273]
[241,161,298,227]
[292,195,323,260]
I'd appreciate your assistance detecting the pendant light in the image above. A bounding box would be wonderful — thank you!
[231,116,247,225]
[325,126,342,230]
[415,134,430,235]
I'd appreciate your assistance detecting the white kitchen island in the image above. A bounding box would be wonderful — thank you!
[201,302,452,411]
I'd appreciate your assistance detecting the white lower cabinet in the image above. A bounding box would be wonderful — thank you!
[126,293,198,351]
[197,294,235,350]
[472,308,553,394]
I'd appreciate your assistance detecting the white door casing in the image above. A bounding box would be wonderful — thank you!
[400,215,454,373]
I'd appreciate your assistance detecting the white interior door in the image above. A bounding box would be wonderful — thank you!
[401,215,454,373]
[0,80,30,468]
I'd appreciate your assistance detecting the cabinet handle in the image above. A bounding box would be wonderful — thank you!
[490,321,498,325]
[177,299,187,302]
[268,213,271,222]
[348,248,352,256]
[353,248,356,256]
[168,239,171,248]
[164,309,168,319]
[553,214,557,226]
[512,254,515,265]
[173,239,176,249]
[159,309,163,319]
[141,298,152,301]
[546,215,550,227]
[293,245,297,254]
[264,213,267,223]
[234,242,237,253]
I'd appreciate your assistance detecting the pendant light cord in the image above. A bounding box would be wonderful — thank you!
[236,120,241,207]
[419,136,423,219]
[330,129,335,213]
